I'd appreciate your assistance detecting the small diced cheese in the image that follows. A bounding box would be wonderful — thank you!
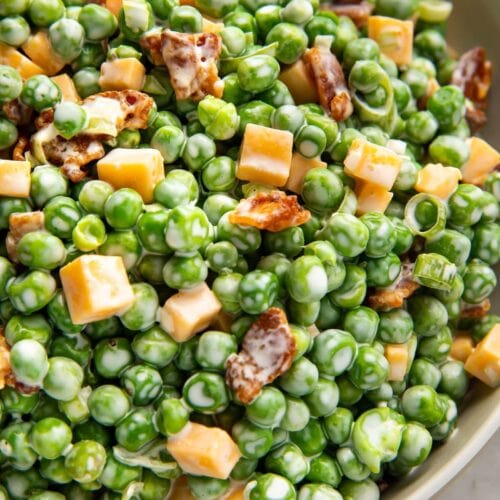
[460,137,500,185]
[355,180,393,215]
[166,422,241,479]
[169,476,196,500]
[21,31,65,76]
[237,124,293,187]
[60,255,135,325]
[97,148,165,203]
[344,139,402,190]
[368,16,413,66]
[0,160,31,198]
[0,42,44,79]
[464,324,500,387]
[415,163,462,199]
[279,59,319,104]
[104,0,122,16]
[202,17,224,33]
[51,74,80,103]
[451,333,475,363]
[285,153,327,193]
[385,343,410,381]
[99,58,146,91]
[159,283,222,343]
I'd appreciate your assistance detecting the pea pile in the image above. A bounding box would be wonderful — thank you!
[0,0,499,498]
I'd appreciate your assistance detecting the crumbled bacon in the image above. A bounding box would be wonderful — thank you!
[321,1,374,28]
[12,135,29,161]
[461,299,491,319]
[303,46,353,121]
[6,211,45,262]
[0,330,11,391]
[465,105,487,134]
[2,98,32,126]
[228,191,311,232]
[161,30,223,101]
[140,30,165,66]
[225,308,297,404]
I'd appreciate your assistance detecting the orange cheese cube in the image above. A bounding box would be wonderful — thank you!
[285,153,327,193]
[202,17,224,33]
[99,58,146,91]
[51,74,80,103]
[0,160,31,198]
[0,42,44,79]
[415,163,462,199]
[22,31,65,76]
[237,124,293,187]
[385,343,410,381]
[355,180,393,215]
[451,334,475,363]
[159,282,222,342]
[169,477,196,500]
[279,59,319,105]
[97,148,164,203]
[368,16,413,66]
[465,324,500,387]
[60,255,135,325]
[344,138,402,189]
[104,0,122,16]
[166,422,241,479]
[461,137,500,185]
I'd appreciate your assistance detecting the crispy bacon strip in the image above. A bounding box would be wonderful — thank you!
[304,47,353,121]
[321,1,374,28]
[226,308,297,404]
[229,191,311,232]
[461,299,491,319]
[6,211,45,262]
[161,30,223,101]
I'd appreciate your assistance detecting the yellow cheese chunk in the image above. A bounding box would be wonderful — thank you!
[104,0,122,16]
[344,138,402,189]
[415,163,462,199]
[166,422,241,479]
[51,74,80,103]
[22,31,65,76]
[0,160,31,198]
[368,16,413,66]
[0,42,44,79]
[169,477,196,500]
[97,148,165,203]
[99,58,146,91]
[385,343,410,381]
[60,255,135,325]
[202,17,224,33]
[279,59,319,105]
[451,333,475,363]
[464,324,500,387]
[237,124,293,187]
[159,282,222,342]
[355,180,393,215]
[461,137,500,185]
[285,153,327,194]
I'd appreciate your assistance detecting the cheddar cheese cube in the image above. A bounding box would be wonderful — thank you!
[99,58,146,91]
[60,255,135,325]
[285,153,327,193]
[0,160,31,198]
[237,124,293,187]
[166,422,241,479]
[97,148,165,203]
[355,180,393,215]
[104,0,122,16]
[451,334,475,363]
[51,74,80,103]
[368,16,413,66]
[202,17,224,33]
[384,343,410,381]
[464,324,500,387]
[0,42,44,79]
[415,163,462,199]
[279,59,319,105]
[159,282,222,342]
[344,139,402,189]
[21,31,65,76]
[461,137,500,185]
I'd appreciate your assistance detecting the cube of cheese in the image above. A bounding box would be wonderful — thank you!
[384,343,410,381]
[237,124,293,187]
[159,283,222,342]
[465,324,500,387]
[368,16,413,66]
[285,153,327,193]
[202,18,224,33]
[166,422,241,479]
[355,180,393,215]
[415,163,462,199]
[169,477,196,500]
[0,42,44,79]
[279,59,319,105]
[0,160,31,198]
[97,148,165,203]
[461,137,500,185]
[104,0,122,16]
[51,74,80,103]
[451,333,475,363]
[60,255,135,325]
[99,58,146,91]
[344,139,402,190]
[21,31,65,76]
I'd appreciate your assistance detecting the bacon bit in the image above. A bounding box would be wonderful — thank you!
[321,1,374,28]
[140,30,165,66]
[161,30,223,101]
[225,307,296,404]
[12,135,29,161]
[228,191,311,232]
[303,46,353,121]
[6,211,45,262]
[465,105,488,134]
[461,299,491,319]
[2,98,32,126]
[0,330,11,391]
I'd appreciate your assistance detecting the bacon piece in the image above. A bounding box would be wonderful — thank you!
[461,299,491,319]
[140,30,165,66]
[465,106,487,134]
[161,30,223,101]
[2,98,32,126]
[0,330,11,390]
[226,308,296,404]
[229,191,311,232]
[6,211,45,262]
[303,47,353,121]
[12,135,29,161]
[321,1,374,28]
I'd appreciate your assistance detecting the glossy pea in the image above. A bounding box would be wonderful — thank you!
[461,259,497,304]
[64,440,107,483]
[310,329,357,377]
[7,270,57,314]
[247,387,286,428]
[348,345,389,391]
[264,226,304,258]
[342,306,380,344]
[98,230,142,270]
[407,295,448,336]
[94,338,134,379]
[278,356,319,397]
[329,263,367,309]
[290,418,327,456]
[43,196,82,239]
[266,22,308,64]
[302,168,344,214]
[232,418,273,459]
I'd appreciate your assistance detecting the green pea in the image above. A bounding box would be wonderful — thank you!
[2,469,48,499]
[377,308,413,344]
[183,372,229,414]
[0,65,22,104]
[195,330,237,371]
[427,85,465,131]
[425,228,471,271]
[462,259,497,304]
[0,197,31,229]
[348,345,389,391]
[278,356,318,397]
[302,377,339,418]
[365,252,402,288]
[103,188,143,229]
[43,356,84,402]
[301,168,344,214]
[429,394,457,441]
[237,55,280,93]
[401,385,445,427]
[78,4,118,41]
[448,183,484,227]
[232,418,273,459]
[29,417,72,460]
[5,313,53,346]
[396,421,433,467]
[407,294,448,336]
[285,255,328,304]
[244,386,286,428]
[264,227,304,258]
[409,358,442,389]
[29,166,68,209]
[7,270,57,314]
[417,325,452,363]
[21,75,62,112]
[472,222,500,266]
[65,440,107,483]
[202,156,237,192]
[1,385,39,415]
[73,67,101,98]
[43,196,81,239]
[16,231,66,271]
[10,339,48,387]
[98,230,142,270]
[438,360,469,401]
[428,134,470,167]
[115,406,158,451]
[266,22,308,64]
[131,326,177,369]
[289,298,321,326]
[264,442,309,484]
[39,456,72,484]
[175,336,200,372]
[255,5,283,37]
[329,263,367,309]
[0,256,15,301]
[94,338,134,379]
[244,473,295,500]
[121,364,162,406]
[0,421,37,470]
[0,117,17,150]
[77,180,112,216]
[238,100,275,133]
[99,454,141,492]
[290,418,327,456]
[277,395,309,433]
[28,0,64,26]
[165,206,212,254]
